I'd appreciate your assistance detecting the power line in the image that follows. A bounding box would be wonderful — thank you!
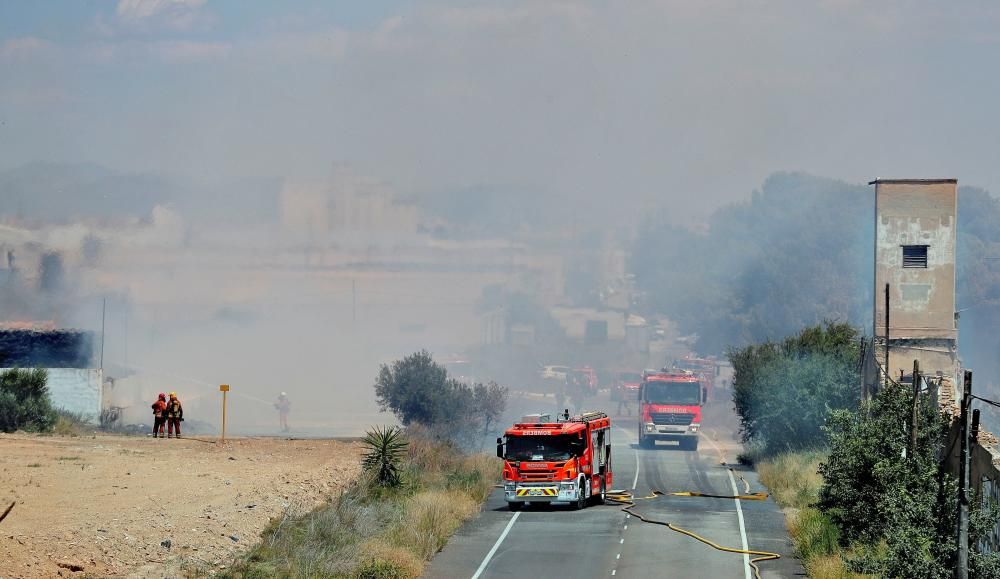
[971,394,1000,409]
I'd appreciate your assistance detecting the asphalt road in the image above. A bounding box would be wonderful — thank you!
[424,417,804,579]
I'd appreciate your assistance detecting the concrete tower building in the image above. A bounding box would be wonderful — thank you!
[871,178,959,394]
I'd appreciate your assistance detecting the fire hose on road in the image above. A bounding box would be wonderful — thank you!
[605,487,781,579]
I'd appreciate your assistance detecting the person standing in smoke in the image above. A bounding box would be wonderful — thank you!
[275,392,291,432]
[165,392,184,438]
[151,393,167,438]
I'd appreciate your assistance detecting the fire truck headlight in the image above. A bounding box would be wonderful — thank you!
[504,482,516,491]
[559,482,576,491]
[690,424,699,432]
[645,423,655,432]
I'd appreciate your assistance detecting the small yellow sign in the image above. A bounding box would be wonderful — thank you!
[220,384,230,392]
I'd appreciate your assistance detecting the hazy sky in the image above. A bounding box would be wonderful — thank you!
[2,0,999,215]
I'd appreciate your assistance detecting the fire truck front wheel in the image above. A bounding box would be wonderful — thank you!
[573,480,588,510]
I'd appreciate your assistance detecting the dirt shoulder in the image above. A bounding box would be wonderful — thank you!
[0,433,362,578]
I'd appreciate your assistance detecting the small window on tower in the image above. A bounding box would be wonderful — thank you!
[902,245,928,268]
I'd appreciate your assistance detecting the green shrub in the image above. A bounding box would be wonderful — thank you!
[0,368,56,433]
[363,426,408,488]
[373,351,508,444]
[728,322,860,456]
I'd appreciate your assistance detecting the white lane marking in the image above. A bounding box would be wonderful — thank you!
[632,448,640,490]
[620,538,624,544]
[616,553,621,560]
[470,511,520,579]
[612,570,617,576]
[623,525,628,530]
[727,468,752,579]
[616,426,641,491]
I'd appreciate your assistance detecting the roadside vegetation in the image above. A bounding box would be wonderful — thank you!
[224,425,500,578]
[734,324,1000,578]
[225,352,506,578]
[757,450,857,578]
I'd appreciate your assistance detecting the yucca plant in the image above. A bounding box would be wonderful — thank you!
[362,425,408,488]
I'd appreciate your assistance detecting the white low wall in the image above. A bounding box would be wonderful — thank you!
[2,368,103,423]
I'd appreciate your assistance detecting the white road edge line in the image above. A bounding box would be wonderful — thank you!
[470,511,520,579]
[727,468,752,579]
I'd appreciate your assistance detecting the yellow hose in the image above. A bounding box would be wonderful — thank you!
[605,489,781,579]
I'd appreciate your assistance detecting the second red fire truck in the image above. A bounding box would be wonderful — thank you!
[638,370,706,450]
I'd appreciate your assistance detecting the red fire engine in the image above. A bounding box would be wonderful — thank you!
[497,411,612,511]
[638,371,706,450]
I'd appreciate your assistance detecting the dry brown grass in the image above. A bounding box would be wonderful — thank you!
[392,490,480,560]
[461,453,502,502]
[52,413,84,437]
[804,553,859,579]
[757,451,825,509]
[357,541,423,579]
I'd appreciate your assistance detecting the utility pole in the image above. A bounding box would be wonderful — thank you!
[957,370,972,579]
[99,297,106,370]
[884,283,890,392]
[123,303,128,369]
[910,359,920,459]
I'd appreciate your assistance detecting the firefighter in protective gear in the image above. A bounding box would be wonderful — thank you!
[151,393,167,438]
[275,392,291,432]
[165,392,184,438]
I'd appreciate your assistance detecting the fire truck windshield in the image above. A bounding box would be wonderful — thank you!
[645,382,701,404]
[505,435,585,461]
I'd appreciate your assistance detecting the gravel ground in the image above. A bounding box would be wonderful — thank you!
[0,433,362,578]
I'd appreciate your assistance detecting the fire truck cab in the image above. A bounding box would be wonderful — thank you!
[497,411,612,511]
[638,371,705,450]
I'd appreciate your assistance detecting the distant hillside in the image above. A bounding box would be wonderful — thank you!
[0,161,175,222]
[0,162,281,226]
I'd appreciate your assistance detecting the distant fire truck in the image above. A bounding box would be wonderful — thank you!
[638,371,706,450]
[672,355,719,402]
[497,411,612,511]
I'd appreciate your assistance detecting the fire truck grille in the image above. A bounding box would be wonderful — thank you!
[651,412,694,426]
[520,472,556,482]
[517,462,565,482]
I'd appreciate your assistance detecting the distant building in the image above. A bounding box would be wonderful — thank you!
[279,166,419,236]
[0,328,103,422]
[870,178,959,395]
